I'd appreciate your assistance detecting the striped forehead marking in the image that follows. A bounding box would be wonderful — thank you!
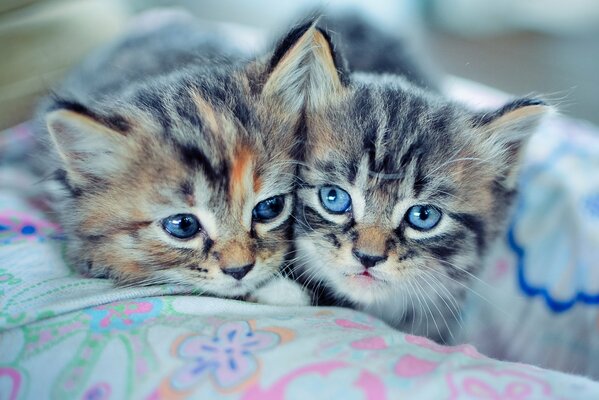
[230,146,255,203]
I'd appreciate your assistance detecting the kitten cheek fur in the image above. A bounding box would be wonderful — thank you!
[290,22,550,339]
[40,19,322,297]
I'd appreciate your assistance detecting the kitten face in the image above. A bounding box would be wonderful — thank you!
[44,30,308,298]
[297,79,547,314]
[285,26,549,329]
[297,81,488,304]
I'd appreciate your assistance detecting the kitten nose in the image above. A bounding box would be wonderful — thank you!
[222,263,254,280]
[352,250,387,269]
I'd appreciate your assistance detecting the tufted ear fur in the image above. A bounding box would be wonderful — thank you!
[46,102,131,188]
[472,98,551,189]
[262,21,349,113]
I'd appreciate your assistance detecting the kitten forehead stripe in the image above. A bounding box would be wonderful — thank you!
[230,146,255,205]
[177,143,227,185]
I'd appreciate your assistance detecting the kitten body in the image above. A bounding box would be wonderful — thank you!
[36,12,307,298]
[280,20,549,342]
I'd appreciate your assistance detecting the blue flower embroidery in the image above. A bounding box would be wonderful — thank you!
[171,321,279,390]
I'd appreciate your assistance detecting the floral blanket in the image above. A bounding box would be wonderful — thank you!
[1,62,599,400]
[0,181,598,400]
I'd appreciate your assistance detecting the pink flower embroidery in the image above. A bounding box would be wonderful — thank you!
[446,366,554,400]
[172,321,279,390]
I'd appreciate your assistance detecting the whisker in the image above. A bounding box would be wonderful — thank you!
[419,264,508,319]
[419,254,496,293]
[421,269,463,321]
[416,272,459,342]
[406,278,426,337]
[413,277,443,341]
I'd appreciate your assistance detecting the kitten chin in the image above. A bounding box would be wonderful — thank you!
[296,235,468,342]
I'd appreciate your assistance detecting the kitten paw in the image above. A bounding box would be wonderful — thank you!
[250,277,311,306]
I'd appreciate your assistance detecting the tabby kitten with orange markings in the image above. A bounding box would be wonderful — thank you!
[35,12,314,298]
[278,19,550,342]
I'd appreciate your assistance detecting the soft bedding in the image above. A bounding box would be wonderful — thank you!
[1,81,599,399]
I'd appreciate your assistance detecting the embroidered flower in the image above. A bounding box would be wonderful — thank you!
[172,321,279,390]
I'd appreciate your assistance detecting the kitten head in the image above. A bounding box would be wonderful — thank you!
[289,27,550,310]
[44,28,315,298]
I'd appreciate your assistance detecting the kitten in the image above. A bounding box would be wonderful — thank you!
[278,21,550,342]
[35,12,311,299]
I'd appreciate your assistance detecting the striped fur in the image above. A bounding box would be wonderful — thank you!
[288,18,550,342]
[36,13,305,298]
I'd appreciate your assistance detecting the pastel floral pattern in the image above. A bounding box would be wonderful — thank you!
[446,367,554,400]
[85,299,163,332]
[0,211,62,245]
[172,321,279,390]
[0,367,22,400]
[0,268,21,288]
[82,382,112,400]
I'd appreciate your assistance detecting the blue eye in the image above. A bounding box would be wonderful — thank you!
[162,214,201,239]
[253,195,285,222]
[405,205,442,231]
[319,186,352,214]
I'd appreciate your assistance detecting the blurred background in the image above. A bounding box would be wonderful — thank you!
[1,0,598,129]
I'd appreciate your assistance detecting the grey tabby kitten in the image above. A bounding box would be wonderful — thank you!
[35,11,314,299]
[279,18,550,342]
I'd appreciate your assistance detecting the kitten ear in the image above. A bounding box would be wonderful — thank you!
[262,20,349,113]
[472,98,551,189]
[46,103,130,187]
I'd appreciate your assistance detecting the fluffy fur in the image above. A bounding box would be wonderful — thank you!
[282,18,550,342]
[36,13,310,298]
